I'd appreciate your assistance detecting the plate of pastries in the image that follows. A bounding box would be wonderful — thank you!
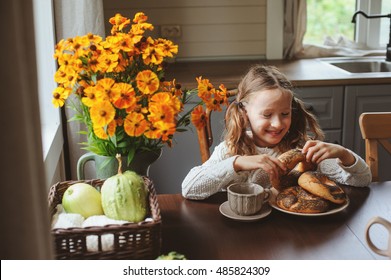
[269,149,349,216]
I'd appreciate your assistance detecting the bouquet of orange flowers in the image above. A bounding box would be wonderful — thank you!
[51,12,229,163]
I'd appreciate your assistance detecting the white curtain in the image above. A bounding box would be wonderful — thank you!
[283,0,307,59]
[54,0,105,40]
[54,0,105,179]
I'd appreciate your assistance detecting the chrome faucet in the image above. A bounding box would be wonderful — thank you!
[351,10,391,61]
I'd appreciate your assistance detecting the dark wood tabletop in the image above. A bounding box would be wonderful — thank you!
[157,181,391,260]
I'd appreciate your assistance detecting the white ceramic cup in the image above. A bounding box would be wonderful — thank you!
[365,216,391,258]
[227,182,270,216]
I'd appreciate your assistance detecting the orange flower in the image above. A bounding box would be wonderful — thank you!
[111,83,137,109]
[55,65,78,88]
[153,121,176,142]
[196,77,213,94]
[97,52,119,73]
[51,11,228,159]
[124,112,149,137]
[148,103,175,124]
[196,77,229,112]
[133,12,148,24]
[191,105,208,130]
[96,78,115,93]
[90,101,116,127]
[93,120,117,140]
[142,37,164,65]
[82,86,100,107]
[136,70,160,94]
[150,91,181,114]
[144,125,159,139]
[131,12,153,34]
[156,38,178,58]
[109,13,131,34]
[52,86,68,108]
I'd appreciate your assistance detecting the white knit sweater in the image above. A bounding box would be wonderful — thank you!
[182,141,372,200]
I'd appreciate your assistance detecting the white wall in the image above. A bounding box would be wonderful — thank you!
[103,0,267,60]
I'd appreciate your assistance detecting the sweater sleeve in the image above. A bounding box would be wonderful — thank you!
[181,142,280,200]
[318,149,372,187]
[181,142,248,200]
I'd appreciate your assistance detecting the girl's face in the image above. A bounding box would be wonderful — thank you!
[244,89,292,148]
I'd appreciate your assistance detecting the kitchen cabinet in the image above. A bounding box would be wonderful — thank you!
[343,84,391,181]
[296,84,391,181]
[295,86,344,144]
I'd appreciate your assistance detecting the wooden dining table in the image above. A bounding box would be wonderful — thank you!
[157,181,391,260]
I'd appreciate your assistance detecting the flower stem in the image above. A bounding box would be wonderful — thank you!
[116,153,122,175]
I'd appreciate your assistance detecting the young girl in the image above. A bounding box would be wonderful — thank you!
[182,65,371,200]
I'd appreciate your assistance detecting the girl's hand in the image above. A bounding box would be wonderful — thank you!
[233,154,287,182]
[302,140,356,166]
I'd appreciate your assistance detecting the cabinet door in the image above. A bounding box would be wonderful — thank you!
[343,85,391,181]
[324,129,342,145]
[295,86,343,130]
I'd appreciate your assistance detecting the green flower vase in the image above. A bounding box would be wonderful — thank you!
[77,150,162,180]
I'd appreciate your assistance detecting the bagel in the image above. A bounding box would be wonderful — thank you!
[279,169,301,189]
[276,186,330,213]
[278,149,306,174]
[271,149,315,191]
[298,171,347,204]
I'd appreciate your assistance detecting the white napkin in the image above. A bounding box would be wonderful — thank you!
[83,215,128,252]
[51,204,84,229]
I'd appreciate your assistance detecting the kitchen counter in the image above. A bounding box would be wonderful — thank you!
[165,57,391,89]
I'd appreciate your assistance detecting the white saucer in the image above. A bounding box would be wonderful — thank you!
[219,201,272,222]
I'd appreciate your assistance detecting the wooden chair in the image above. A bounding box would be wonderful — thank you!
[196,108,213,163]
[196,89,237,163]
[359,112,391,181]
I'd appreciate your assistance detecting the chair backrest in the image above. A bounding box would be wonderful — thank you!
[196,108,213,163]
[196,89,237,163]
[359,112,391,181]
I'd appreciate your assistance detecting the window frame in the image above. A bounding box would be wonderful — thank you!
[355,0,388,49]
[33,0,64,187]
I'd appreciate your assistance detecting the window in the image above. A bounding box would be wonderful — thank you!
[305,0,356,45]
[379,0,391,46]
[305,0,389,50]
[33,0,64,186]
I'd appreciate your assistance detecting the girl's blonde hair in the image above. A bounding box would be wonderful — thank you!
[224,65,324,156]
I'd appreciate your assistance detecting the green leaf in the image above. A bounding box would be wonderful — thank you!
[127,148,136,166]
[109,131,117,146]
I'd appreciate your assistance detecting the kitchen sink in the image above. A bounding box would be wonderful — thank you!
[320,57,391,73]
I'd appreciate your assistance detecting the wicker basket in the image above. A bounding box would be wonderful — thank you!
[48,177,161,260]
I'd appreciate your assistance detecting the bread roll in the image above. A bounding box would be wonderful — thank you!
[271,149,316,191]
[298,171,347,204]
